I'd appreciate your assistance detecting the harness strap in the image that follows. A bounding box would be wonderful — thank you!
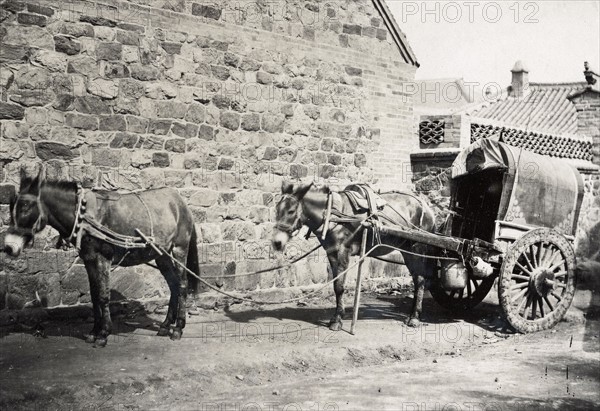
[67,188,155,251]
[321,190,333,240]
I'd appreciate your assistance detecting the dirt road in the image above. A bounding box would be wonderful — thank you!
[1,288,598,411]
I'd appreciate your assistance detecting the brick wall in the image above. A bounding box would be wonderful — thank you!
[570,89,600,167]
[0,0,417,308]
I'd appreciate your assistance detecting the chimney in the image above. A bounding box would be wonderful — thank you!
[568,62,600,167]
[509,60,529,98]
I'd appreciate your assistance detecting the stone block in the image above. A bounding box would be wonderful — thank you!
[342,24,361,35]
[198,124,214,140]
[200,223,222,243]
[17,12,46,26]
[88,78,118,99]
[65,113,98,130]
[152,152,170,167]
[171,122,199,138]
[73,96,111,115]
[220,111,240,131]
[256,71,272,85]
[354,153,367,167]
[190,189,219,207]
[345,66,362,76]
[240,113,260,132]
[61,22,93,37]
[0,185,16,204]
[119,78,145,100]
[110,132,138,148]
[35,142,76,161]
[116,30,139,46]
[96,42,122,60]
[67,56,97,76]
[185,104,206,123]
[191,4,222,20]
[165,138,186,153]
[99,115,126,131]
[30,49,66,72]
[376,29,387,40]
[80,15,116,27]
[129,62,158,80]
[2,121,29,140]
[0,102,25,120]
[54,35,81,55]
[261,113,284,133]
[146,120,172,137]
[104,62,130,79]
[127,116,148,133]
[156,101,188,119]
[91,148,121,167]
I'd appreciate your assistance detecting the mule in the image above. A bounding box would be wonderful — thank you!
[272,181,437,330]
[3,168,200,346]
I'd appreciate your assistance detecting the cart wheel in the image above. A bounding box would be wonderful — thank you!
[429,269,496,312]
[499,228,576,333]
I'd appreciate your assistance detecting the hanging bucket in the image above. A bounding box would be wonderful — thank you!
[440,261,468,290]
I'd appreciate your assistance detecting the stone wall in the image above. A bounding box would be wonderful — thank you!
[0,0,418,308]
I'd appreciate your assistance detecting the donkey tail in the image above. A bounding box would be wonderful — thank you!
[186,225,201,295]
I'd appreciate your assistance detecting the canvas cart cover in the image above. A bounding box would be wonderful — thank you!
[452,138,584,236]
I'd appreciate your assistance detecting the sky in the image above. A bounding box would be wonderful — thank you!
[389,1,600,88]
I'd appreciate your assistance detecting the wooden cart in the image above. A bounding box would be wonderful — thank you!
[377,139,583,333]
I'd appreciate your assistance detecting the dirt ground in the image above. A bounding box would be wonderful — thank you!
[1,285,599,411]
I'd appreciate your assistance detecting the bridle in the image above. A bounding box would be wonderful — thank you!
[274,194,305,237]
[10,191,46,238]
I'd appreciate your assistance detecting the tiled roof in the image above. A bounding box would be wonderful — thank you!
[469,82,587,135]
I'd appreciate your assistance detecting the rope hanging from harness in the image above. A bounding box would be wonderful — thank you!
[66,185,156,251]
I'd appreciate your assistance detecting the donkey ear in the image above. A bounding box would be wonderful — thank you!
[281,180,294,194]
[19,167,28,187]
[294,182,313,198]
[34,164,46,189]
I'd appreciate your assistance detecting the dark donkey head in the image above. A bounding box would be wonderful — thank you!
[4,167,49,257]
[272,180,315,251]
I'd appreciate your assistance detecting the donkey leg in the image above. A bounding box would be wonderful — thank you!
[327,248,349,331]
[84,263,102,343]
[155,256,179,337]
[408,272,425,328]
[83,256,113,347]
[171,248,189,341]
[404,249,430,328]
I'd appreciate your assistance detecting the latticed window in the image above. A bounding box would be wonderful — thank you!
[419,120,445,145]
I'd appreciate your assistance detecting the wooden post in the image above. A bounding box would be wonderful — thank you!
[350,228,368,335]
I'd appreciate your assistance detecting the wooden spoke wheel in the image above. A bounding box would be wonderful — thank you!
[429,267,496,312]
[499,228,576,333]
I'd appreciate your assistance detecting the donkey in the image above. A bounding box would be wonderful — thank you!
[3,168,200,346]
[272,181,437,330]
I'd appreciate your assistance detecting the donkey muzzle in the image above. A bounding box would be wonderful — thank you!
[272,231,290,251]
[4,233,26,257]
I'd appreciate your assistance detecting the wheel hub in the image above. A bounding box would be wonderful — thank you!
[530,268,555,297]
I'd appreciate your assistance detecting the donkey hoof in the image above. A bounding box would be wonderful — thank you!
[171,329,182,340]
[157,327,170,337]
[328,321,343,331]
[94,338,108,348]
[85,334,97,343]
[407,318,421,328]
